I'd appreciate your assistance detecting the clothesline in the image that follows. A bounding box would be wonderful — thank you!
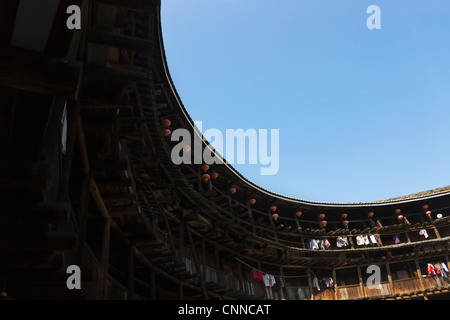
[234,257,309,278]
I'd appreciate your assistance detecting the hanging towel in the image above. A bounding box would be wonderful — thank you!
[369,234,378,245]
[356,235,364,245]
[419,229,429,239]
[434,264,441,275]
[393,234,400,244]
[313,277,320,291]
[441,262,449,273]
[363,235,370,245]
[427,264,435,275]
[336,236,348,248]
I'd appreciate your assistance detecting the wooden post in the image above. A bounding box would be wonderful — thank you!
[279,267,285,300]
[178,222,184,263]
[432,225,441,238]
[237,260,243,292]
[100,215,111,300]
[186,225,209,300]
[385,261,394,295]
[127,246,134,300]
[307,268,314,300]
[178,283,184,299]
[268,209,278,240]
[201,237,207,283]
[357,265,366,298]
[150,267,156,300]
[74,174,90,266]
[247,204,256,234]
[332,267,338,300]
[415,259,425,290]
[215,245,222,285]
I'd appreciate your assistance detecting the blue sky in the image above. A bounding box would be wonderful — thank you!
[160,0,450,203]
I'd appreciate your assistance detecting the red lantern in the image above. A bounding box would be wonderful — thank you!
[296,211,303,217]
[343,220,349,228]
[425,211,431,216]
[272,213,279,222]
[395,209,401,214]
[398,215,404,220]
[201,174,210,183]
[422,205,429,210]
[210,172,219,180]
[201,164,209,172]
[341,213,348,219]
[249,198,256,205]
[228,187,236,194]
[368,212,375,218]
[319,213,325,219]
[160,119,171,127]
[162,129,171,136]
[321,220,327,227]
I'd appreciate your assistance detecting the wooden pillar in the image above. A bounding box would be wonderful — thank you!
[404,230,411,243]
[415,259,425,290]
[279,267,285,300]
[432,225,441,238]
[127,246,134,300]
[247,204,256,234]
[178,283,184,299]
[74,174,90,266]
[237,260,243,292]
[201,237,207,283]
[307,267,314,300]
[332,267,338,300]
[268,209,278,240]
[385,261,394,295]
[178,222,184,263]
[357,265,366,298]
[228,194,236,223]
[150,267,156,300]
[100,215,111,299]
[215,245,222,285]
[186,225,208,300]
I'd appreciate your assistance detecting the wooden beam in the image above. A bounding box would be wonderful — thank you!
[0,47,79,99]
[87,29,153,52]
[95,0,158,12]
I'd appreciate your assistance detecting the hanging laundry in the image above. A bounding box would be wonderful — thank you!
[312,277,320,291]
[434,263,441,275]
[369,234,378,245]
[419,229,429,240]
[324,239,331,249]
[273,277,284,293]
[393,234,400,244]
[336,236,348,248]
[263,274,276,287]
[363,235,370,245]
[318,240,325,250]
[309,239,319,250]
[427,263,435,275]
[440,264,448,279]
[356,235,365,245]
[324,277,334,287]
[249,268,264,282]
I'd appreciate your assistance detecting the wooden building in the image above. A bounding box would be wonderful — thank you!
[0,0,449,300]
